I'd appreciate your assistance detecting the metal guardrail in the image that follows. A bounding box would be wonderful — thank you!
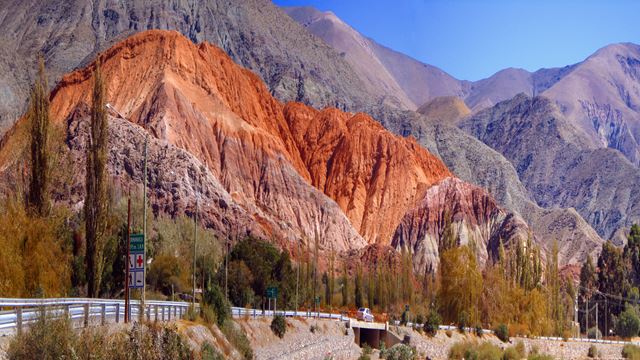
[390,321,637,346]
[0,298,195,335]
[230,307,347,321]
[4,299,633,346]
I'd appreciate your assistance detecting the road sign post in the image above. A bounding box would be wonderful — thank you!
[266,287,278,315]
[129,234,145,289]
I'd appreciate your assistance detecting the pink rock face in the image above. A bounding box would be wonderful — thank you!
[392,177,529,274]
[0,30,528,269]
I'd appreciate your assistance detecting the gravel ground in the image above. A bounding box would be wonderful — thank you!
[237,317,363,360]
[392,326,626,360]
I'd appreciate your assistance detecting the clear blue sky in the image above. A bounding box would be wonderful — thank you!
[275,0,640,81]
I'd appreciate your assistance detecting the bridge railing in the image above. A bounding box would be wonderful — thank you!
[0,298,195,335]
[230,307,348,321]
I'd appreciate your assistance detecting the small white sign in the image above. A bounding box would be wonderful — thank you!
[135,254,144,269]
[135,271,144,287]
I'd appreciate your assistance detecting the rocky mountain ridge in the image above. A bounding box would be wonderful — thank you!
[0,30,529,272]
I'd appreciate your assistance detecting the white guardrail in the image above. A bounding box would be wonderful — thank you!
[1,298,636,346]
[0,298,195,335]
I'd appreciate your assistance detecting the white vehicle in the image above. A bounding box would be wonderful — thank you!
[356,307,374,322]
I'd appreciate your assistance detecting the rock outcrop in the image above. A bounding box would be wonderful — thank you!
[462,94,640,244]
[0,30,528,270]
[392,177,529,273]
[365,105,604,265]
[283,103,450,244]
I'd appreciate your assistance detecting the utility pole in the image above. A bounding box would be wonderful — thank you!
[125,195,131,323]
[141,130,148,319]
[193,195,198,306]
[574,294,579,338]
[586,296,589,334]
[605,299,608,338]
[596,302,599,339]
[225,237,229,300]
[295,239,300,314]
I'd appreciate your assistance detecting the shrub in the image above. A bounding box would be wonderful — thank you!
[201,305,217,325]
[446,330,453,337]
[503,346,520,360]
[384,343,417,360]
[494,323,509,342]
[588,345,599,358]
[202,342,225,360]
[310,324,320,333]
[587,327,602,339]
[380,341,387,358]
[416,314,424,325]
[424,309,441,336]
[221,320,254,360]
[359,344,373,359]
[7,310,77,359]
[185,303,199,321]
[515,341,526,358]
[503,341,526,360]
[401,310,409,326]
[448,341,473,359]
[475,325,484,337]
[458,311,469,332]
[618,306,640,339]
[623,344,640,359]
[271,315,287,338]
[204,283,231,326]
[449,341,503,360]
[477,342,502,360]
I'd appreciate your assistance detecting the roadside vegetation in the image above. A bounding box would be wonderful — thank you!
[448,340,553,360]
[7,312,191,360]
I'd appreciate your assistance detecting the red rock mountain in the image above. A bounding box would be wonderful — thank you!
[0,30,527,270]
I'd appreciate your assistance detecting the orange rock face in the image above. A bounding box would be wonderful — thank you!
[0,30,526,265]
[283,103,451,244]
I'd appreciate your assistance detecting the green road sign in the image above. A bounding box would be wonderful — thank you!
[266,287,278,298]
[130,234,144,252]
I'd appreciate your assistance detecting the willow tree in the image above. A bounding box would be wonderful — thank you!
[27,57,50,216]
[85,60,109,298]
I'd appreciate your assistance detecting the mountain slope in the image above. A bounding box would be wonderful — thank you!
[462,94,640,244]
[0,30,528,270]
[366,105,604,264]
[0,0,398,136]
[542,43,640,165]
[283,6,466,109]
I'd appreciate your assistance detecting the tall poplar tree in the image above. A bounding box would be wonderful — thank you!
[85,60,109,298]
[27,56,50,216]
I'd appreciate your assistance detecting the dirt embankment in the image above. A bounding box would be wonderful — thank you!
[392,326,626,360]
[237,317,361,360]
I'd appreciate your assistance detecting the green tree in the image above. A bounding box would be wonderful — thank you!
[342,262,349,307]
[204,283,230,326]
[578,255,597,332]
[598,241,629,334]
[616,305,640,339]
[355,266,364,308]
[227,260,255,307]
[367,270,375,308]
[85,60,109,298]
[625,224,640,286]
[27,56,50,217]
